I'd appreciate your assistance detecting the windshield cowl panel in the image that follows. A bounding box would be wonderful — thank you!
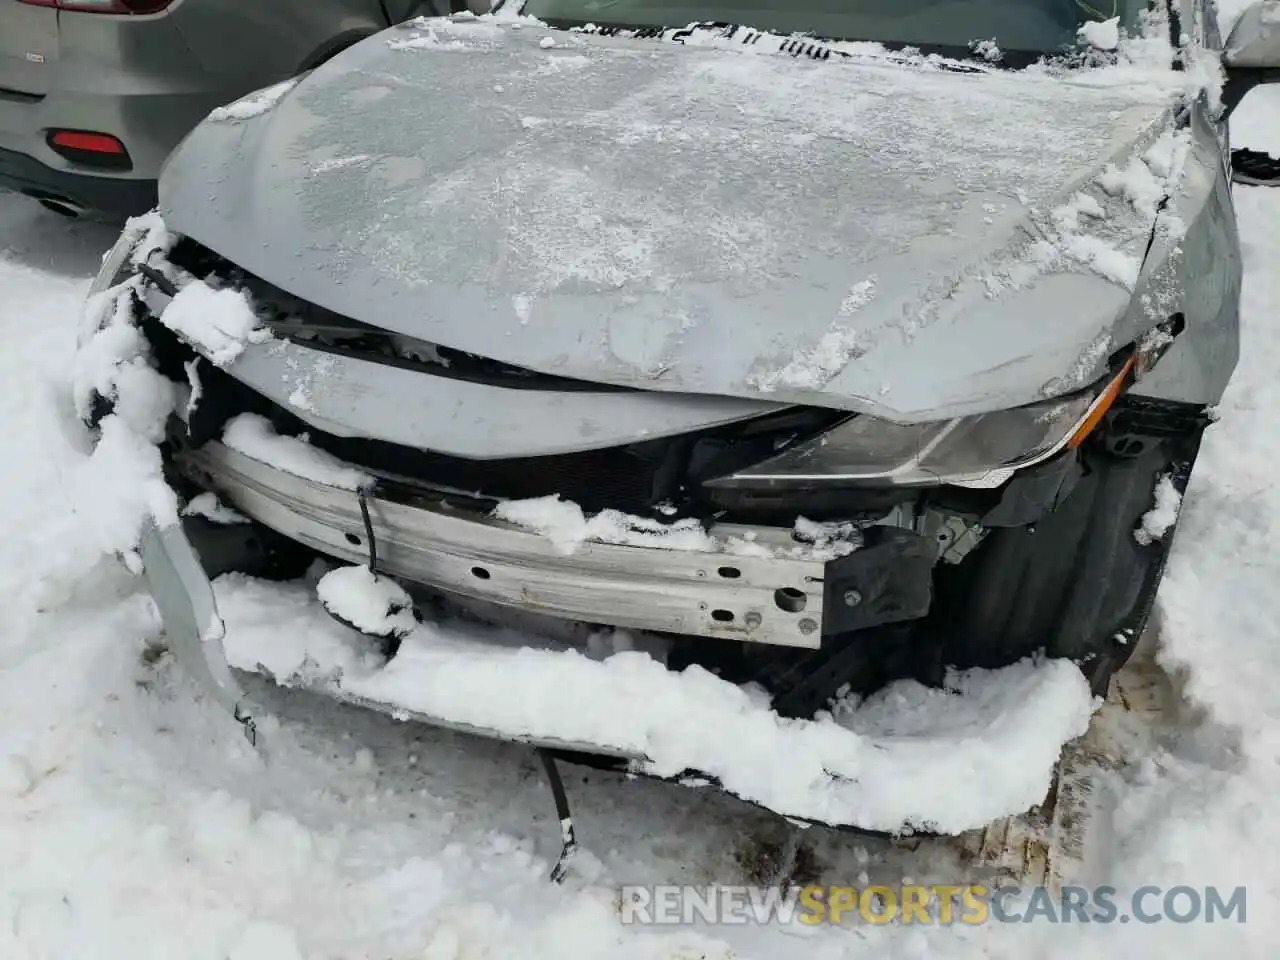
[511,0,1150,65]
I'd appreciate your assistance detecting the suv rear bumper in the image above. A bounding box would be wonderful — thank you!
[0,144,155,218]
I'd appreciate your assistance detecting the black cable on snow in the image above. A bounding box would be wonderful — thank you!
[537,750,579,883]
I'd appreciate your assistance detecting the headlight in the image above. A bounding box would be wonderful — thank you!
[705,359,1135,489]
[87,228,139,299]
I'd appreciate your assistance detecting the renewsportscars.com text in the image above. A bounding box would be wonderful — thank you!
[619,884,1247,926]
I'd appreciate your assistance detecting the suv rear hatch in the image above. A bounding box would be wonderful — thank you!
[1,1,58,98]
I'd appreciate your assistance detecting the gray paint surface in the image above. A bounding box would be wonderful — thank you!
[159,17,1207,423]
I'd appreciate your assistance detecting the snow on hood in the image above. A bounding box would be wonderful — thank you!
[160,16,1186,421]
[215,574,1095,834]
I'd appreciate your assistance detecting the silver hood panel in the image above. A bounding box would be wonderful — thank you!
[160,16,1182,422]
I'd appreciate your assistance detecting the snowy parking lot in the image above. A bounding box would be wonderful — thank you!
[1,65,1279,960]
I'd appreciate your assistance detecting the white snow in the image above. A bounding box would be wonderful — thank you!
[388,31,469,52]
[750,278,877,391]
[183,491,249,526]
[73,414,180,573]
[969,38,1002,62]
[126,209,173,266]
[159,278,269,366]
[222,413,374,491]
[217,573,1094,833]
[208,78,301,122]
[493,494,857,560]
[1,38,1279,960]
[1135,474,1183,545]
[316,565,418,640]
[493,494,716,554]
[184,356,202,416]
[1080,17,1122,51]
[1099,155,1170,220]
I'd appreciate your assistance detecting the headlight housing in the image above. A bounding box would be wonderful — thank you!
[705,359,1135,489]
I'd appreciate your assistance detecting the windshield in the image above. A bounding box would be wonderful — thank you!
[515,0,1147,59]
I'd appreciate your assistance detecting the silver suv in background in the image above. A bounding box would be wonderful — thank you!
[0,0,488,219]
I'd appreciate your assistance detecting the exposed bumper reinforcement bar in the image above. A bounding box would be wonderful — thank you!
[179,440,830,649]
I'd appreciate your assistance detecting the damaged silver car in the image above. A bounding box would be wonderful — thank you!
[78,0,1280,849]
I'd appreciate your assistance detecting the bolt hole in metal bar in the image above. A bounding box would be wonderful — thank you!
[774,587,808,613]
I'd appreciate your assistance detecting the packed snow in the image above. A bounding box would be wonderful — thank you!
[493,494,719,554]
[221,413,374,491]
[493,494,858,560]
[159,279,269,367]
[0,27,1279,960]
[216,572,1094,833]
[1079,17,1122,52]
[316,565,418,640]
[183,491,248,526]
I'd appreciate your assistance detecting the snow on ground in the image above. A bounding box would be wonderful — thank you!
[1,83,1279,960]
[216,571,1093,834]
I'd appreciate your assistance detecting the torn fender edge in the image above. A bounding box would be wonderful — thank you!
[139,516,249,719]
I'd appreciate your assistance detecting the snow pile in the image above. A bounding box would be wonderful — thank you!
[1009,125,1192,300]
[1032,190,1138,290]
[1135,474,1182,545]
[493,495,717,554]
[222,413,373,492]
[159,280,269,367]
[317,565,418,640]
[65,214,184,569]
[493,495,858,560]
[183,491,248,525]
[208,78,301,122]
[969,38,1003,62]
[71,416,179,574]
[1079,17,1122,51]
[73,281,178,441]
[215,575,1094,833]
[67,210,279,569]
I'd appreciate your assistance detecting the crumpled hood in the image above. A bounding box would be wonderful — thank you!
[159,15,1185,421]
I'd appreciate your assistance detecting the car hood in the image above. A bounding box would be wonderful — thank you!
[159,15,1185,422]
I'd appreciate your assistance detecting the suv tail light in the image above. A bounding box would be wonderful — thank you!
[16,0,173,13]
[47,129,132,170]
